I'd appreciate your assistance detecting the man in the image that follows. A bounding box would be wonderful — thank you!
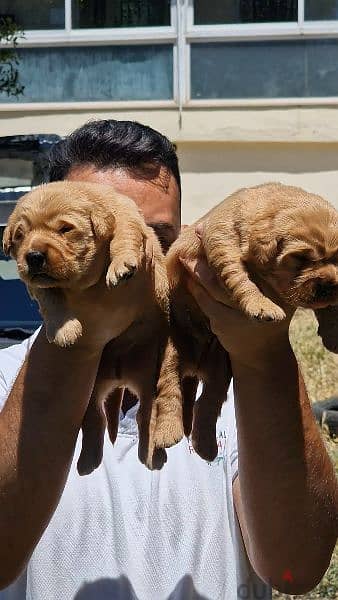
[0,120,336,600]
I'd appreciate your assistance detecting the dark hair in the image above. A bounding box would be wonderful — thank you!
[48,119,181,196]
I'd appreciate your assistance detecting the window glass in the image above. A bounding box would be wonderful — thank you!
[72,0,171,28]
[191,39,338,99]
[0,45,173,102]
[0,0,65,29]
[305,0,338,20]
[194,0,297,24]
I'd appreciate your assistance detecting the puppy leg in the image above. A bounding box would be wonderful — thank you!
[106,215,146,287]
[152,337,184,450]
[315,306,338,353]
[136,378,159,470]
[129,342,168,470]
[192,340,232,462]
[202,229,285,321]
[105,387,124,445]
[77,376,113,476]
[34,288,82,347]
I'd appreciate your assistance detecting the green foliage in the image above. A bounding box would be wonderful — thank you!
[0,16,24,98]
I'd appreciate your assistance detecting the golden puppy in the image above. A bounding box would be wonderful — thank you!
[167,182,338,461]
[3,181,184,472]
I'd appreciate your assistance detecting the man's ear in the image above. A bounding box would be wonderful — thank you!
[90,209,115,239]
[2,224,13,256]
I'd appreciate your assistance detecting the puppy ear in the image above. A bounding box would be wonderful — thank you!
[90,209,115,239]
[249,232,282,266]
[315,305,338,354]
[2,224,13,256]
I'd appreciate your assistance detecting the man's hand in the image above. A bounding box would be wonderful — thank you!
[180,250,295,369]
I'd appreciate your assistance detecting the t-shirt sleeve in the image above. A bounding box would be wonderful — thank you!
[0,330,40,412]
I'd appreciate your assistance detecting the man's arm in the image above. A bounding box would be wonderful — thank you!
[181,257,338,595]
[0,329,102,588]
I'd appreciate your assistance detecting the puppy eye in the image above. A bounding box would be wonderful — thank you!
[13,228,24,242]
[59,225,74,234]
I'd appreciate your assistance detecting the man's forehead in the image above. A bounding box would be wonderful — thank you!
[66,164,177,197]
[66,163,181,228]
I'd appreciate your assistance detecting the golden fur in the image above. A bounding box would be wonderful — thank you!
[167,182,338,461]
[3,181,184,472]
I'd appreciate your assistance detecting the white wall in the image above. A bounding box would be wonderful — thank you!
[2,106,338,223]
[177,142,338,223]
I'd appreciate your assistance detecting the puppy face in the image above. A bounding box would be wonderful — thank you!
[3,182,113,290]
[268,209,338,309]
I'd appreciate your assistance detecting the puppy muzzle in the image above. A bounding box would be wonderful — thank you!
[26,250,47,274]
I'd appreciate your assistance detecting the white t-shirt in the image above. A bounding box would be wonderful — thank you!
[0,334,270,600]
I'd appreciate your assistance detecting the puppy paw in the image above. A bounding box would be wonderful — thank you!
[47,318,83,347]
[77,446,103,476]
[192,431,218,463]
[106,257,139,288]
[242,297,286,322]
[153,415,184,449]
[150,447,168,470]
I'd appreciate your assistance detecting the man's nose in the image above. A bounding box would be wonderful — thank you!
[25,250,46,272]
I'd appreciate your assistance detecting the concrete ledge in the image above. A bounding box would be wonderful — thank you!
[2,105,338,143]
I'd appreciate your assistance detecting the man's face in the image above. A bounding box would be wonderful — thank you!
[66,164,181,253]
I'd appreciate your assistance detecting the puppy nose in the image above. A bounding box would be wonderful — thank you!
[26,250,46,272]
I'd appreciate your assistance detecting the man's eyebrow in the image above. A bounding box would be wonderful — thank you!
[147,222,177,252]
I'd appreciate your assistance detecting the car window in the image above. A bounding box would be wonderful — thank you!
[0,158,33,189]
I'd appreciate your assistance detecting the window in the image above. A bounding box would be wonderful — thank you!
[0,0,65,29]
[0,0,170,30]
[0,158,32,188]
[0,45,173,103]
[71,0,171,29]
[191,39,338,99]
[2,1,338,107]
[0,0,175,104]
[194,0,297,24]
[305,0,338,21]
[188,0,338,103]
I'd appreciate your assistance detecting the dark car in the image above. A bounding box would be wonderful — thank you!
[0,134,61,348]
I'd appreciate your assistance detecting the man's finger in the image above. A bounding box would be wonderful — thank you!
[195,222,203,238]
[179,256,236,308]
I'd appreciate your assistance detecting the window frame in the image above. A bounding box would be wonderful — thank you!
[0,0,178,109]
[186,0,338,106]
[2,0,338,110]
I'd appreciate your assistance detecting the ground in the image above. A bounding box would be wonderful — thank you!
[272,308,338,600]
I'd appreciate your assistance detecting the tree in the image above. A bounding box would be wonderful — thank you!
[0,16,24,98]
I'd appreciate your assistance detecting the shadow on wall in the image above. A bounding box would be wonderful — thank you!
[74,574,211,600]
[177,142,338,174]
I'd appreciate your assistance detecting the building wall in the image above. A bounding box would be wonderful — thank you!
[2,106,338,222]
[178,141,338,223]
